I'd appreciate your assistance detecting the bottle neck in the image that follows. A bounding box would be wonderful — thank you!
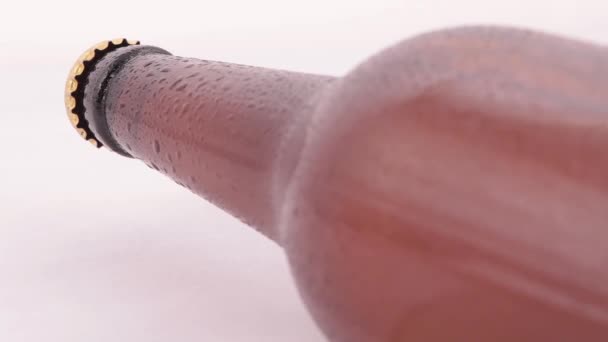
[91,50,334,241]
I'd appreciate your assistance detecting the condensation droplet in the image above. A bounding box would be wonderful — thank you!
[170,78,183,90]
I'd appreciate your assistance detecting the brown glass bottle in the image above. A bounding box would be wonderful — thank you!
[66,27,608,341]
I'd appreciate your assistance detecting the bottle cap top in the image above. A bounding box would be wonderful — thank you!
[64,39,140,148]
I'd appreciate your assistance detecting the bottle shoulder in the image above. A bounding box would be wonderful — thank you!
[276,25,608,236]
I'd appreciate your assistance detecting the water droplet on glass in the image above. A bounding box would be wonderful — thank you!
[170,78,183,90]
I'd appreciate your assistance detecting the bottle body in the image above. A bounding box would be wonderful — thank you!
[72,27,608,341]
[282,27,608,341]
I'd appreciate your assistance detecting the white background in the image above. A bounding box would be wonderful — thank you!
[1,1,608,341]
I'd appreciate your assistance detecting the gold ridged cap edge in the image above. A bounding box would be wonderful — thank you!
[65,38,140,148]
